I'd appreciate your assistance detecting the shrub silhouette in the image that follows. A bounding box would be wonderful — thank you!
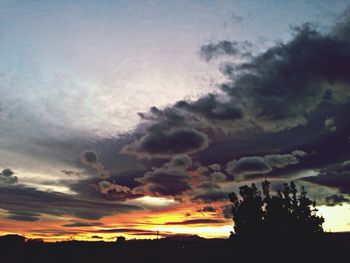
[228,180,324,239]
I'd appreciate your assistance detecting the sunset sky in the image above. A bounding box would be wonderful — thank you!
[1,0,350,241]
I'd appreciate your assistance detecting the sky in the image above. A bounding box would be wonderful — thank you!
[1,0,350,241]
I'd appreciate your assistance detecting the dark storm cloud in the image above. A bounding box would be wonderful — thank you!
[175,94,242,121]
[1,168,14,177]
[68,169,145,202]
[222,23,350,130]
[133,155,192,197]
[197,205,216,213]
[0,168,18,185]
[79,149,141,201]
[81,150,98,165]
[324,194,350,206]
[81,150,110,179]
[186,22,350,133]
[0,184,141,222]
[94,180,142,201]
[7,212,41,222]
[209,172,227,181]
[226,150,307,181]
[165,219,225,225]
[207,163,221,172]
[122,127,209,159]
[198,182,221,191]
[171,154,192,167]
[122,14,350,162]
[193,191,228,203]
[303,161,350,194]
[121,106,209,159]
[227,156,271,178]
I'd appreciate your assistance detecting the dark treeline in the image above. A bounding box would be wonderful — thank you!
[229,181,324,238]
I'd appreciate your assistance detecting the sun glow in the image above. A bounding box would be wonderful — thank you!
[317,204,350,232]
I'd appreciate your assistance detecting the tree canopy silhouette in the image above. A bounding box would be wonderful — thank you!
[228,180,324,239]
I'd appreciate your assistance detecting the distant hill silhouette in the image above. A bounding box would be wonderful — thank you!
[163,234,206,242]
[0,234,25,246]
[0,232,350,262]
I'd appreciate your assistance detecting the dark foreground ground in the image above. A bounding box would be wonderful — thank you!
[1,233,349,262]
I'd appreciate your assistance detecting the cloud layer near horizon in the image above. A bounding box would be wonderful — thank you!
[1,2,350,237]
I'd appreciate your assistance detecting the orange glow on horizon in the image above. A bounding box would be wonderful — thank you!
[0,202,233,242]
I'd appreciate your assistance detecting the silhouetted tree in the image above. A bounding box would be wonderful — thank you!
[116,236,126,244]
[228,180,324,240]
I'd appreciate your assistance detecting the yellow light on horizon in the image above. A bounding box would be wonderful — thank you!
[317,204,350,232]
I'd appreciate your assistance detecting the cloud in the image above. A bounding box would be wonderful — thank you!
[176,94,243,121]
[193,191,228,203]
[303,160,350,194]
[0,184,141,221]
[96,180,131,195]
[227,156,272,179]
[121,14,350,164]
[200,40,251,61]
[81,150,110,179]
[324,194,350,206]
[226,150,306,181]
[45,12,350,219]
[219,23,350,131]
[164,219,225,225]
[94,180,141,201]
[62,221,103,227]
[324,117,337,132]
[1,168,14,177]
[133,155,192,197]
[6,211,40,222]
[198,182,222,191]
[122,128,209,159]
[210,172,227,181]
[197,205,216,213]
[61,169,82,177]
[81,150,99,165]
[265,150,306,168]
[2,6,350,231]
[208,163,221,172]
[0,168,18,185]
